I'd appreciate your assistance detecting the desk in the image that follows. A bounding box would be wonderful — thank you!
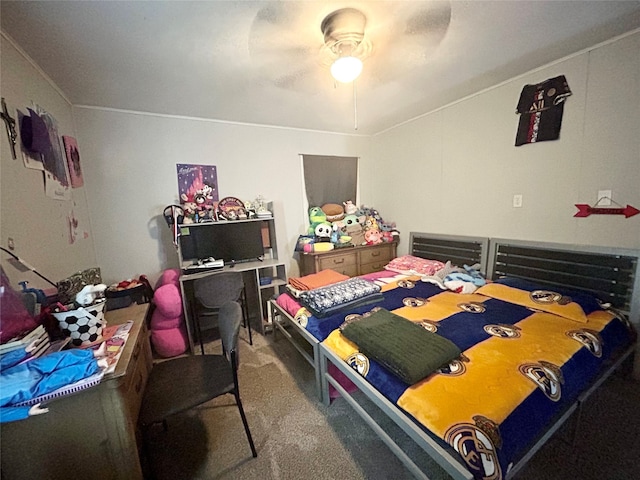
[179,258,286,353]
[0,303,152,480]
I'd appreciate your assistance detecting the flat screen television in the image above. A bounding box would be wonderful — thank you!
[179,221,264,265]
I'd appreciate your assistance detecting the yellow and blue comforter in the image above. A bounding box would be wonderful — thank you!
[322,276,636,480]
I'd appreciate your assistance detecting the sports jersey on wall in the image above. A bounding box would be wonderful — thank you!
[515,75,572,146]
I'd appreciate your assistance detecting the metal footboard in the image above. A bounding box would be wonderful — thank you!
[319,342,473,480]
[269,300,324,402]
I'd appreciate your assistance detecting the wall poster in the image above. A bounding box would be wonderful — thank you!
[62,136,83,188]
[176,163,219,223]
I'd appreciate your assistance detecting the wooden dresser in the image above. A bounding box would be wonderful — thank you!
[298,242,397,277]
[1,303,152,480]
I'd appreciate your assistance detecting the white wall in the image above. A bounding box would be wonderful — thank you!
[3,29,638,292]
[370,31,640,254]
[73,108,367,284]
[0,35,96,290]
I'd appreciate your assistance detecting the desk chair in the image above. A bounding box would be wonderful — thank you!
[193,271,252,354]
[139,301,258,474]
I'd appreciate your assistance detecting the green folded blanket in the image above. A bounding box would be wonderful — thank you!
[341,308,461,385]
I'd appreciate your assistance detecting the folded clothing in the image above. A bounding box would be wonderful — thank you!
[385,255,445,276]
[275,292,303,317]
[298,277,382,318]
[340,308,461,385]
[288,269,349,291]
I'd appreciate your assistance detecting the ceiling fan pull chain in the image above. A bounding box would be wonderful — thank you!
[353,80,358,131]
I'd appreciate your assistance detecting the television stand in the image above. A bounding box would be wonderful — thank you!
[176,211,286,348]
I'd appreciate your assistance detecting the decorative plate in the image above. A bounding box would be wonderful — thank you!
[217,196,247,220]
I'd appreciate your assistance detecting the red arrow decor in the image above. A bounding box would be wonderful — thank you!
[574,204,640,218]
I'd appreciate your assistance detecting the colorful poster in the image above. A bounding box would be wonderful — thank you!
[176,164,219,223]
[63,136,83,188]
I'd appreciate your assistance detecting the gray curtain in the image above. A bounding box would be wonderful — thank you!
[302,154,358,207]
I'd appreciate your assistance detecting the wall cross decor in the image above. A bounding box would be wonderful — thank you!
[1,97,18,159]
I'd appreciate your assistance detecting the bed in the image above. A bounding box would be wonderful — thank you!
[270,233,490,402]
[315,237,639,480]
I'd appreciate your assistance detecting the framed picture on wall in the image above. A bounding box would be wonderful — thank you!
[62,135,83,188]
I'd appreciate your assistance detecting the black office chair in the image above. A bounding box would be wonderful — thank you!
[193,271,252,354]
[139,301,258,474]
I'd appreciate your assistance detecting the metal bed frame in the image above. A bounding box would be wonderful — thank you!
[270,232,490,403]
[409,232,489,276]
[318,238,640,480]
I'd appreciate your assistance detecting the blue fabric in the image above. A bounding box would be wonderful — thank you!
[0,405,33,423]
[492,277,603,315]
[1,349,100,422]
[298,278,382,317]
[305,280,443,341]
[322,277,636,480]
[0,347,31,370]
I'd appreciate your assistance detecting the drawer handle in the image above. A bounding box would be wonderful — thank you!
[132,343,140,361]
[332,258,345,264]
[371,251,381,257]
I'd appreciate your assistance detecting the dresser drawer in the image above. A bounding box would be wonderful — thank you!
[359,260,389,275]
[317,252,356,271]
[327,263,358,277]
[120,326,152,423]
[358,244,394,265]
[298,242,397,277]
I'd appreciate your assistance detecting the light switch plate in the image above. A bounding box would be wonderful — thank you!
[513,194,523,208]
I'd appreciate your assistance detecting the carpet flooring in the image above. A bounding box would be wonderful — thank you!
[144,328,640,480]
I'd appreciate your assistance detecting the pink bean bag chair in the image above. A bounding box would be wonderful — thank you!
[149,269,188,357]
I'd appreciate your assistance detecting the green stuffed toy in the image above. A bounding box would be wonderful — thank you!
[307,206,327,235]
[335,213,366,245]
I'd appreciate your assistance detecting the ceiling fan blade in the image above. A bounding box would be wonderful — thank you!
[363,1,452,83]
[248,2,331,91]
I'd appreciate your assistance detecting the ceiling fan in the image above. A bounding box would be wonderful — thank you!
[319,7,372,83]
[247,1,452,92]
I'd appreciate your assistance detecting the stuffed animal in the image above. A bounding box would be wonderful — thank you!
[307,207,327,235]
[364,227,383,245]
[379,222,400,242]
[321,203,345,222]
[356,206,383,227]
[314,222,332,242]
[181,187,214,223]
[343,200,357,215]
[347,225,366,245]
[422,262,485,294]
[330,223,351,245]
[149,269,188,358]
[334,214,366,245]
[303,242,334,253]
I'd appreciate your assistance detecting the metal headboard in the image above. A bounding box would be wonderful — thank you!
[487,238,640,324]
[409,232,490,275]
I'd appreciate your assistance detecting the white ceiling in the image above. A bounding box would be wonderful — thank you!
[2,1,640,135]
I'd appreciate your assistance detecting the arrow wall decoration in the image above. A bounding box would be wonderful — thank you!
[574,204,640,218]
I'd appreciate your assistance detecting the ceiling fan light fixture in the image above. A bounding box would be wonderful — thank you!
[331,55,363,83]
[322,8,368,83]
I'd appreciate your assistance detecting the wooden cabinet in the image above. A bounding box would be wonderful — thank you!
[0,304,151,480]
[298,242,397,277]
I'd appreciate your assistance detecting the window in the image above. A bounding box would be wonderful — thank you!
[301,154,358,208]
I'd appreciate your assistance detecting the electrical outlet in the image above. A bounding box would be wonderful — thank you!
[597,190,612,206]
[7,237,15,250]
[513,195,523,208]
